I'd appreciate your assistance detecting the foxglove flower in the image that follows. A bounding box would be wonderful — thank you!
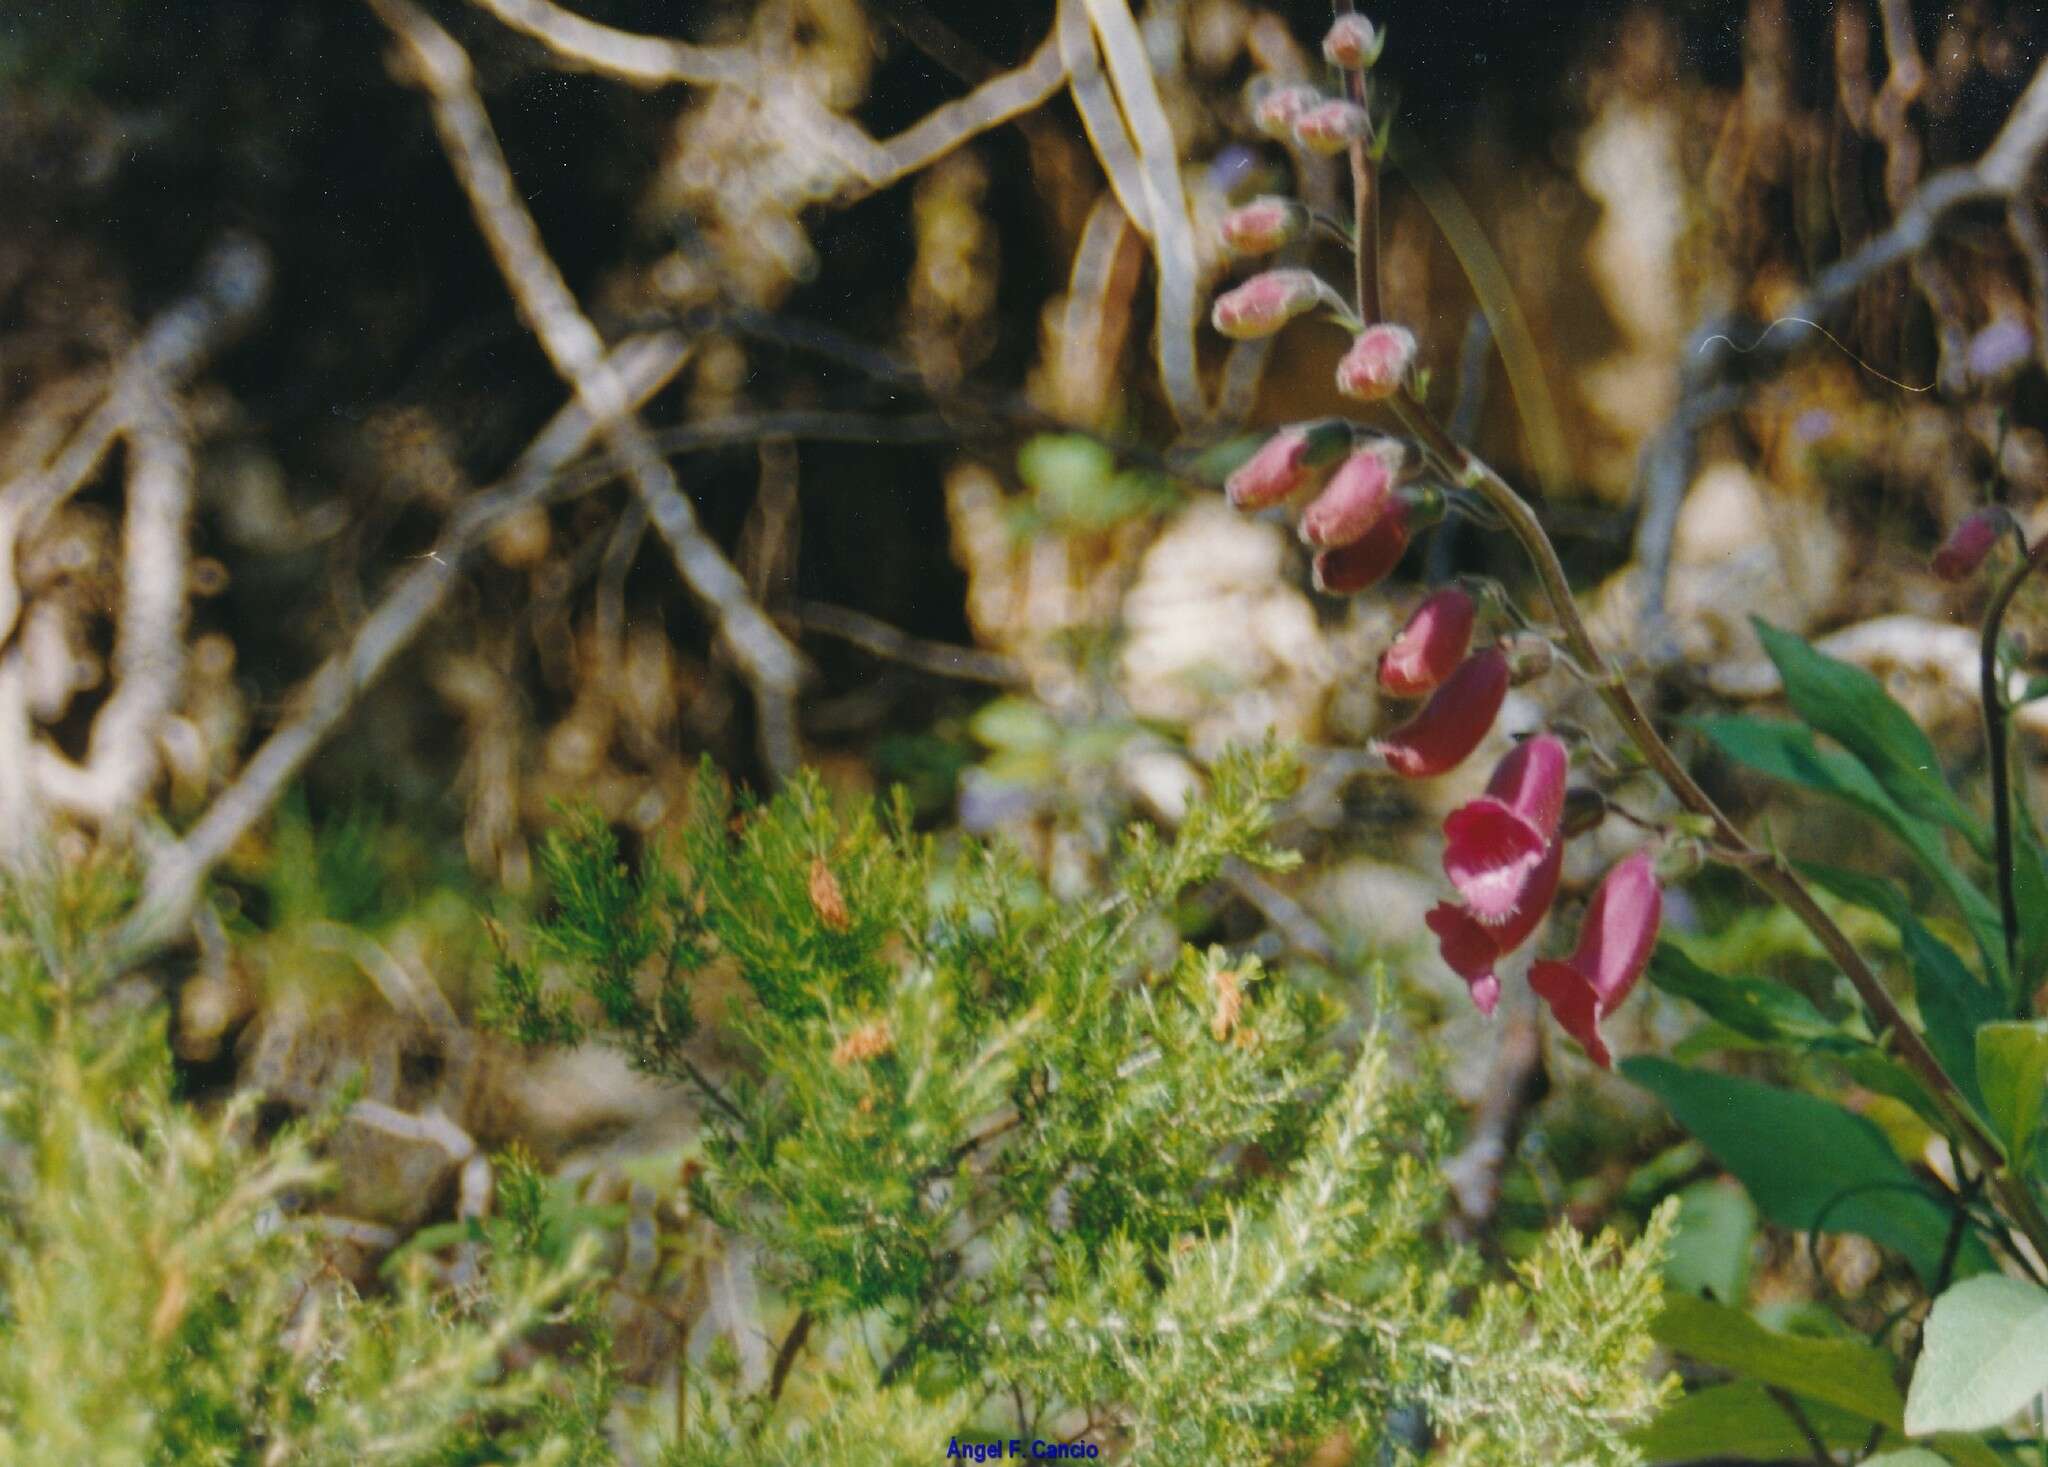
[1441,735,1568,925]
[1336,324,1417,401]
[1426,841,1563,1015]
[1251,82,1322,139]
[1323,14,1380,69]
[1212,269,1323,339]
[1375,646,1508,778]
[1226,421,1347,510]
[1293,99,1371,155]
[1300,444,1400,548]
[1932,506,2013,581]
[1528,851,1663,1068]
[1221,196,1309,255]
[1379,586,1476,696]
[1312,501,1409,594]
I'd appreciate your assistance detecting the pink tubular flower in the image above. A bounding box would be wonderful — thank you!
[1379,586,1476,697]
[1221,196,1308,255]
[1252,83,1322,139]
[1374,646,1509,778]
[1528,851,1664,1068]
[1212,269,1323,339]
[1225,420,1348,510]
[1442,735,1569,925]
[1932,506,2013,581]
[1336,324,1417,401]
[1293,99,1371,155]
[1323,14,1380,69]
[1312,503,1409,595]
[1427,841,1563,1015]
[1300,445,1399,548]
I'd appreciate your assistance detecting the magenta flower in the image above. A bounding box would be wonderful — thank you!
[1442,735,1569,925]
[1528,851,1663,1068]
[1336,324,1417,401]
[1300,445,1400,548]
[1293,99,1371,155]
[1312,502,1410,595]
[1252,83,1322,140]
[1221,196,1308,255]
[1227,426,1315,510]
[1932,506,2013,581]
[1427,841,1563,1015]
[1379,586,1477,697]
[1375,646,1509,778]
[1322,14,1380,69]
[1212,269,1323,340]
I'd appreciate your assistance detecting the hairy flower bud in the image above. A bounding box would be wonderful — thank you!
[1293,99,1371,155]
[1300,444,1400,548]
[1932,506,2014,581]
[1220,195,1309,255]
[1212,269,1324,339]
[1336,323,1417,401]
[1375,646,1509,778]
[1529,851,1663,1068]
[1379,586,1476,697]
[1312,503,1410,594]
[1322,14,1381,69]
[1225,420,1349,510]
[1250,81,1322,139]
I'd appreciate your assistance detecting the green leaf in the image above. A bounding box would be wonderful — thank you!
[1648,943,1837,1046]
[1699,716,2007,985]
[2014,822,2048,991]
[1623,1058,1990,1287]
[1632,1382,1890,1461]
[1861,1453,1955,1467]
[1754,619,1988,852]
[1663,1179,1758,1307]
[1799,863,2004,1115]
[1976,1020,2048,1167]
[1653,1291,1903,1426]
[1904,1274,2048,1434]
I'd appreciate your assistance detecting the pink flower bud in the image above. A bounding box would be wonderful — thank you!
[1250,82,1322,139]
[1293,99,1371,155]
[1529,851,1663,1068]
[1212,269,1324,340]
[1300,444,1401,548]
[1311,502,1409,594]
[1379,587,1476,698]
[1220,196,1309,255]
[1322,14,1380,69]
[1225,420,1347,510]
[1374,646,1509,778]
[1336,323,1417,401]
[1427,840,1562,1015]
[1441,734,1569,925]
[1932,506,2013,581]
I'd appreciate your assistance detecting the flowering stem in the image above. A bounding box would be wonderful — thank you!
[1333,0,1382,325]
[1981,531,2048,1009]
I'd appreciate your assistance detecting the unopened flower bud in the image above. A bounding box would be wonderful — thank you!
[1932,505,2015,581]
[1225,419,1349,510]
[1301,444,1399,548]
[1293,99,1372,155]
[1559,787,1608,839]
[1313,506,1410,595]
[1379,586,1476,697]
[1220,195,1310,255]
[1336,323,1417,400]
[1374,646,1509,778]
[1250,81,1322,139]
[1500,632,1555,683]
[1212,269,1324,339]
[1322,14,1381,70]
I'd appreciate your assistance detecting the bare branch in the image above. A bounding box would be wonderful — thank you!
[796,601,1021,686]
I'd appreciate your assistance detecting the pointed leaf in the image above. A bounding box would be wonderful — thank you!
[1976,1020,2048,1165]
[1632,1382,1890,1462]
[1647,943,1837,1045]
[1904,1274,2048,1434]
[1654,1291,1902,1425]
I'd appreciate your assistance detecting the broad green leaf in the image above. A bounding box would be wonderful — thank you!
[1647,943,1837,1045]
[2014,820,2048,990]
[1862,1453,1954,1467]
[1904,1274,2048,1434]
[1663,1179,1757,1307]
[1623,1058,1990,1286]
[1754,619,1987,852]
[1976,1020,2048,1166]
[1654,1291,1902,1425]
[1632,1382,1889,1461]
[1799,863,2003,1116]
[1699,716,2007,985]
